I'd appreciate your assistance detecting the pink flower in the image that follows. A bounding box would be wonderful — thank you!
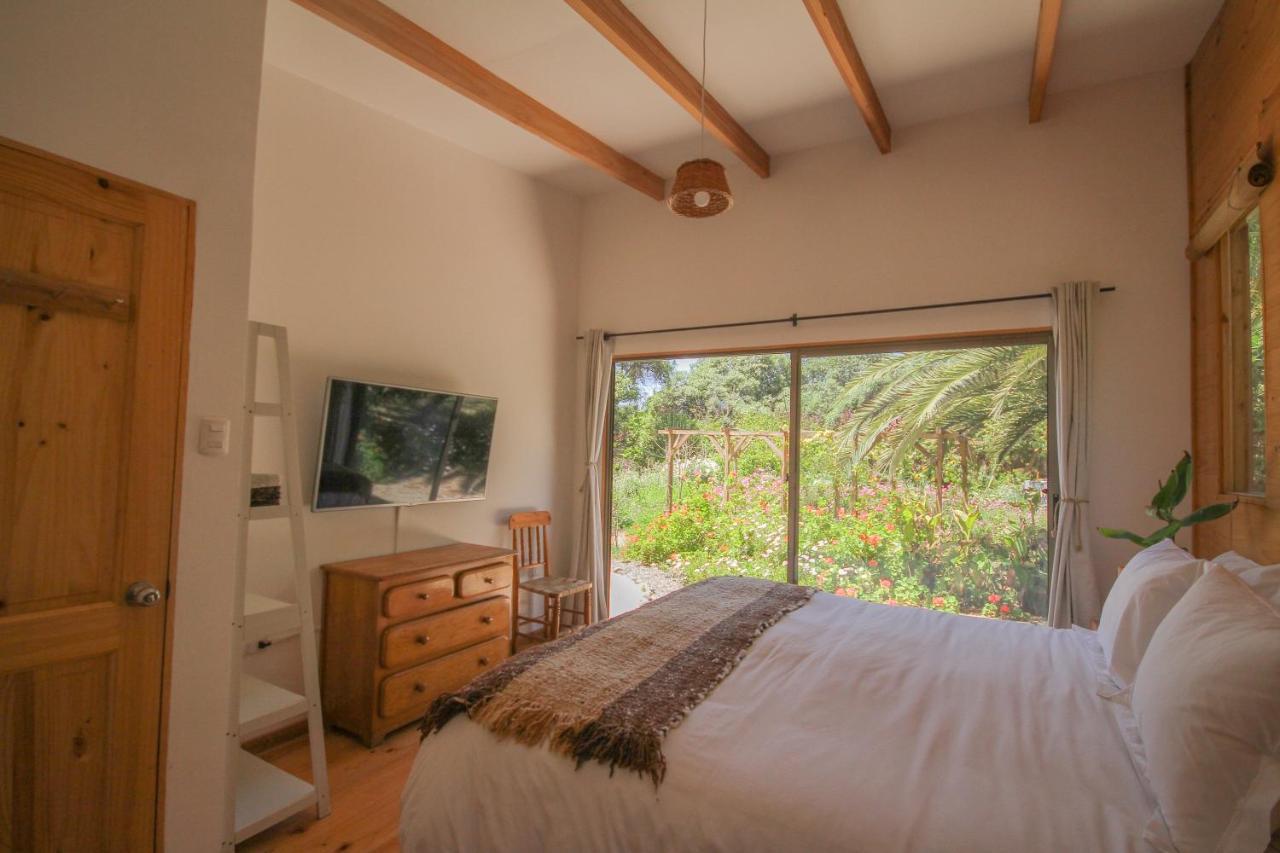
[868,559,879,568]
[879,578,892,589]
[886,598,899,606]
[999,604,1011,614]
[932,596,946,607]
[822,556,835,564]
[886,523,896,532]
[987,594,1001,604]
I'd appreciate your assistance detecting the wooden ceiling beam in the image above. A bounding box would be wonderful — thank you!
[1028,0,1063,123]
[564,0,771,178]
[801,0,891,154]
[291,0,666,200]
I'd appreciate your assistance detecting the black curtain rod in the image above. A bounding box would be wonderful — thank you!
[575,286,1117,341]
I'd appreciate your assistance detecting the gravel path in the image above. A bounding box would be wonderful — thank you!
[612,559,684,602]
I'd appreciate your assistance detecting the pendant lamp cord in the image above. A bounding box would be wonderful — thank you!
[698,0,707,158]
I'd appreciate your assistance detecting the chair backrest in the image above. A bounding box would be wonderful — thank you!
[508,511,551,576]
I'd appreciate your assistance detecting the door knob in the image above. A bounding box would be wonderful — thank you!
[125,581,163,607]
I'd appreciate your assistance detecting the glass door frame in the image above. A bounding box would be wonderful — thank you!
[605,328,1056,598]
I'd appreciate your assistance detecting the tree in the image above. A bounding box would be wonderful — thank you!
[832,346,1047,477]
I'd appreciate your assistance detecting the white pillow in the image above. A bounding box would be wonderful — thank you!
[1212,550,1280,608]
[1097,539,1203,686]
[1130,565,1280,853]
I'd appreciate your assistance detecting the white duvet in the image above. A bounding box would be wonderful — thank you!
[402,592,1162,852]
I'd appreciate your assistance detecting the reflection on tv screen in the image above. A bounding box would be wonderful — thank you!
[314,379,497,510]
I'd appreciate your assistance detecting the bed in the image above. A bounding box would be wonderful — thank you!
[401,588,1167,852]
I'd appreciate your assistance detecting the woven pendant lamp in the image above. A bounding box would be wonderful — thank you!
[669,159,732,217]
[669,0,732,219]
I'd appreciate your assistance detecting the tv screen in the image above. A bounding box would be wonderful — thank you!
[313,378,497,510]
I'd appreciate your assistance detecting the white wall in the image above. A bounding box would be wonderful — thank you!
[245,66,582,668]
[579,69,1191,594]
[0,1,267,848]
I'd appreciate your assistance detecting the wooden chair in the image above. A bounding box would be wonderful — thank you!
[509,511,593,647]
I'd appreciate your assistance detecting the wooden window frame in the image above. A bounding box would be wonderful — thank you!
[1218,206,1267,498]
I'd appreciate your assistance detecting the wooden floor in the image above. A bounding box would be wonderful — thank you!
[237,726,420,852]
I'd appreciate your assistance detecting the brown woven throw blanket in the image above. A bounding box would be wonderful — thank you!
[420,575,814,785]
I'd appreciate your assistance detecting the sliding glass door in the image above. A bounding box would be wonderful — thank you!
[608,334,1054,621]
[797,336,1054,621]
[609,354,789,613]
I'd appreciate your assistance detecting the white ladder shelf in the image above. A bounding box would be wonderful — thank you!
[224,322,330,847]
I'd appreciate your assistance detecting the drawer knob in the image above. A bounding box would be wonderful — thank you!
[413,682,426,693]
[483,576,494,584]
[478,657,489,666]
[481,615,493,624]
[417,592,430,600]
[415,634,429,645]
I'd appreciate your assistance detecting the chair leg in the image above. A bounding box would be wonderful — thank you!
[549,595,562,640]
[586,586,594,626]
[510,562,520,651]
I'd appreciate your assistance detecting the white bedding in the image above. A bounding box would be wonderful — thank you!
[401,592,1163,852]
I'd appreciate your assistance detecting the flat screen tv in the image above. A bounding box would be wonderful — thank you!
[313,378,498,510]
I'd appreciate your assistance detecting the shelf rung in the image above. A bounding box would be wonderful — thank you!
[244,593,301,649]
[233,749,316,843]
[249,504,291,520]
[239,674,308,740]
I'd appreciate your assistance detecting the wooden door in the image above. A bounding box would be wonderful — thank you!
[0,138,194,850]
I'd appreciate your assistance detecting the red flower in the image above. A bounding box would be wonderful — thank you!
[822,556,835,564]
[886,598,899,606]
[987,594,1001,604]
[879,578,892,588]
[932,596,946,607]
[999,604,1011,614]
[868,559,879,568]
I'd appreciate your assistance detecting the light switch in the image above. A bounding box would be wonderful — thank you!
[198,416,231,456]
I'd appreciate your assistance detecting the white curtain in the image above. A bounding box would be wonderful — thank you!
[1047,282,1102,628]
[574,329,614,622]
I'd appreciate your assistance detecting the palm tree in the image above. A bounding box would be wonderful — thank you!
[830,346,1047,477]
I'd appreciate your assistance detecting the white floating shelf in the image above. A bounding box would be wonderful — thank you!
[239,674,308,741]
[244,592,300,652]
[233,749,316,843]
[249,503,291,520]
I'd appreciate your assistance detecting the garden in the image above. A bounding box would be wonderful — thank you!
[611,346,1051,620]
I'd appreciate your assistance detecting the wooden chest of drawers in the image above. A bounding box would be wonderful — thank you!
[320,543,514,746]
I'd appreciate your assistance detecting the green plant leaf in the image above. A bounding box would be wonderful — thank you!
[1178,500,1238,526]
[1139,522,1183,547]
[1149,452,1191,515]
[1099,527,1149,545]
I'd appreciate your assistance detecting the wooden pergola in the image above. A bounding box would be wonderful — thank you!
[660,425,971,516]
[915,429,971,512]
[663,427,787,512]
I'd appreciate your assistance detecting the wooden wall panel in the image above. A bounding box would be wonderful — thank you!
[1187,0,1280,562]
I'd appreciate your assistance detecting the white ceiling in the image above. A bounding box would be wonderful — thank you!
[263,0,1219,196]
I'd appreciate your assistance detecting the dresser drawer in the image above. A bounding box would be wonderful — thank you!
[379,636,509,719]
[456,561,511,598]
[383,575,454,619]
[380,596,508,668]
